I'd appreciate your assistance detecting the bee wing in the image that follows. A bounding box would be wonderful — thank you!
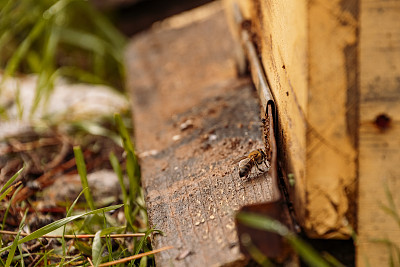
[238,158,251,168]
[232,155,248,165]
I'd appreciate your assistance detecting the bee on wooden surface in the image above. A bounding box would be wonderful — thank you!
[237,149,270,178]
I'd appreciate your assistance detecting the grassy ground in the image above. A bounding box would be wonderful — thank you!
[0,0,126,119]
[0,113,170,266]
[0,0,169,265]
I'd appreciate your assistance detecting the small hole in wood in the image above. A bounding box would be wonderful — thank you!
[241,20,252,31]
[374,113,391,131]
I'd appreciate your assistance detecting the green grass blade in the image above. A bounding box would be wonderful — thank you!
[15,84,23,119]
[17,244,25,267]
[239,233,273,267]
[139,256,148,267]
[58,66,108,85]
[124,204,136,232]
[105,236,114,263]
[92,230,103,266]
[67,188,88,218]
[0,204,123,253]
[31,21,60,115]
[42,0,76,19]
[76,1,126,83]
[32,249,55,267]
[0,187,13,202]
[5,209,27,267]
[5,229,21,267]
[114,113,141,206]
[322,252,346,267]
[100,226,126,236]
[58,27,106,56]
[26,50,42,73]
[379,203,400,229]
[80,2,126,48]
[236,212,289,236]
[134,228,162,256]
[54,255,84,266]
[371,238,400,267]
[44,251,48,267]
[109,152,127,203]
[0,0,13,18]
[3,18,46,79]
[2,185,23,230]
[114,113,134,152]
[236,212,334,267]
[62,188,88,261]
[93,48,105,78]
[74,239,92,256]
[384,184,397,212]
[114,114,140,220]
[5,253,30,264]
[287,235,332,267]
[73,146,95,210]
[109,152,138,230]
[380,184,400,228]
[126,152,139,201]
[0,165,25,194]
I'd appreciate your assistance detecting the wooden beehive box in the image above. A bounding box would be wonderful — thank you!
[224,0,400,265]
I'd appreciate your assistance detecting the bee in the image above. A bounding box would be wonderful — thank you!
[237,149,270,178]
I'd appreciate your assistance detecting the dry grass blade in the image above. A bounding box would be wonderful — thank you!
[0,230,145,239]
[98,246,174,266]
[87,257,95,267]
[0,204,123,254]
[12,156,77,204]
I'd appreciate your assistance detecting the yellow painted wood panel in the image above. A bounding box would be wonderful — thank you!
[306,0,358,238]
[224,0,358,238]
[224,0,309,228]
[357,0,400,265]
[255,0,309,227]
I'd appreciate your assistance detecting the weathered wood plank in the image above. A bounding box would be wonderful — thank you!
[224,0,359,238]
[225,0,400,264]
[357,0,400,265]
[252,0,309,233]
[224,0,309,234]
[126,3,277,266]
[306,0,358,238]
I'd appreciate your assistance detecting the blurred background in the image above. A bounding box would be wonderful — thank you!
[0,0,215,122]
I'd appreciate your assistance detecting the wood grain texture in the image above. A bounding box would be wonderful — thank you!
[357,0,400,265]
[225,0,309,232]
[225,0,400,263]
[224,0,359,238]
[306,0,358,238]
[126,3,278,266]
